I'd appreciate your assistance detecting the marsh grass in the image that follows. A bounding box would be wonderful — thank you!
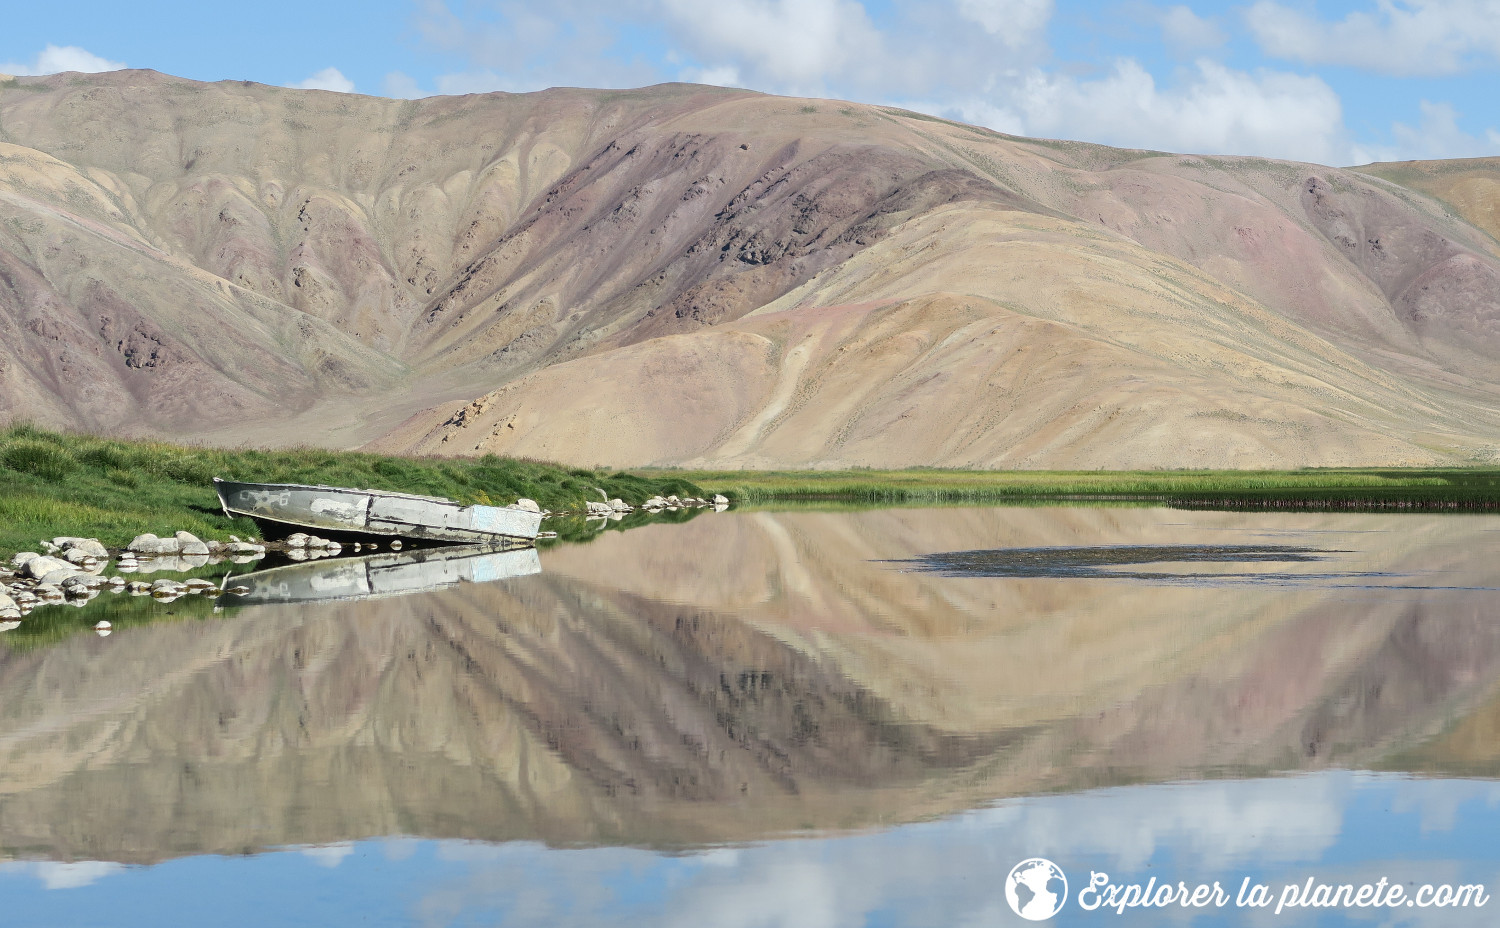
[668,467,1500,509]
[0,425,703,555]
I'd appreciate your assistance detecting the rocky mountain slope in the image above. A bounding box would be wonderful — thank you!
[2,70,1498,466]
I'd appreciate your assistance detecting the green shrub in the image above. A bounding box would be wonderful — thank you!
[2,441,76,480]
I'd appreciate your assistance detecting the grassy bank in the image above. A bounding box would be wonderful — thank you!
[671,467,1500,509]
[0,425,704,554]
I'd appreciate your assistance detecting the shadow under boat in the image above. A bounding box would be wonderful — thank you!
[220,544,542,607]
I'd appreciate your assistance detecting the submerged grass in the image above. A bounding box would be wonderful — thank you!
[668,467,1500,509]
[0,425,704,555]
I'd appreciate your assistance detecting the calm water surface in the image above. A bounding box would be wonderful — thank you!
[3,506,1500,926]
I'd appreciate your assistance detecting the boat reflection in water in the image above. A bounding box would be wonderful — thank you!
[220,544,543,607]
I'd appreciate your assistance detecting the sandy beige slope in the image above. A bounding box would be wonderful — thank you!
[1,71,1498,464]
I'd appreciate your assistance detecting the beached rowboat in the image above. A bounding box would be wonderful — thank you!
[213,478,543,544]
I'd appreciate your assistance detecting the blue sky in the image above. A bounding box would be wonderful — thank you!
[2,1,1497,166]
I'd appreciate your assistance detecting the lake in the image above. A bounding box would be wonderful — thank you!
[2,505,1499,926]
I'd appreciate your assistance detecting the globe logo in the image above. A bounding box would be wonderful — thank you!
[1005,857,1068,921]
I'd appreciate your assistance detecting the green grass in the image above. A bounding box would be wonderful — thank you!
[0,425,704,555]
[666,467,1500,510]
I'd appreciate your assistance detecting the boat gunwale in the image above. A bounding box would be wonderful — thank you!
[212,477,510,510]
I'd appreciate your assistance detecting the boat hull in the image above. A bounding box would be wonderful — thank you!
[213,479,543,544]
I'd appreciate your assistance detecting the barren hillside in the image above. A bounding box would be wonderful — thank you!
[1,70,1498,466]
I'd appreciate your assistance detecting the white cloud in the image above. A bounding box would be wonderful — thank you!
[929,58,1351,165]
[681,64,743,87]
[1385,100,1500,160]
[383,71,428,99]
[435,69,528,96]
[300,842,356,868]
[954,0,1053,49]
[1246,0,1500,76]
[0,860,128,890]
[418,0,662,95]
[291,67,355,94]
[658,0,886,91]
[1161,4,1227,52]
[0,44,124,76]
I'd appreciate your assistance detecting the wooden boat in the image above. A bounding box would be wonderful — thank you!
[213,478,543,544]
[221,544,542,607]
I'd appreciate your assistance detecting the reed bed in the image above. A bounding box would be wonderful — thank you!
[669,467,1500,509]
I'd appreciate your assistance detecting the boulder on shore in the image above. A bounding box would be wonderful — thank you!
[174,531,210,555]
[127,533,183,555]
[513,498,541,513]
[23,556,71,580]
[53,537,109,558]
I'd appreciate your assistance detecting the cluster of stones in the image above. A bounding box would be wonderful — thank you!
[281,532,401,559]
[0,533,269,636]
[581,493,730,520]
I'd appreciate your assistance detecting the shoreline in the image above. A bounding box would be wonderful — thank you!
[667,467,1500,511]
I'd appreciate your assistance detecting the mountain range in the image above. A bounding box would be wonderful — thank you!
[2,69,1498,467]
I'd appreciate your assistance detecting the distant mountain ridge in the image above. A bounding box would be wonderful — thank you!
[1,70,1498,467]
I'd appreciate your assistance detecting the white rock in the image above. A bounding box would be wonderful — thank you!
[55,537,108,558]
[610,498,630,512]
[174,531,210,556]
[10,551,38,567]
[513,498,542,513]
[39,568,83,586]
[286,533,309,548]
[0,620,20,632]
[94,620,111,630]
[23,556,70,580]
[389,540,402,551]
[128,533,162,554]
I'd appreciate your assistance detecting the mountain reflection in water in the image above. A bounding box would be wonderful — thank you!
[2,507,1500,873]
